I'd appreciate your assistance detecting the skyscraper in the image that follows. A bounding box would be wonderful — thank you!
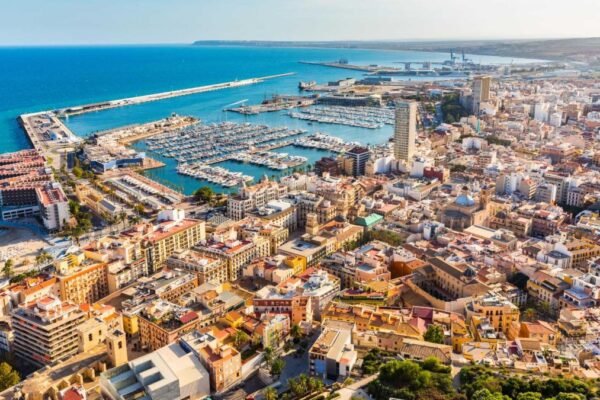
[394,101,417,161]
[472,75,491,114]
[345,146,369,176]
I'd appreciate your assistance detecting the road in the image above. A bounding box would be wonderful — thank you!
[277,330,321,390]
[336,374,379,400]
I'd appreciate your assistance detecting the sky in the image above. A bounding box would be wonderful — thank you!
[1,0,598,46]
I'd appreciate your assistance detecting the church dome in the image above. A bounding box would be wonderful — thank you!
[455,193,475,207]
[334,214,347,223]
[463,267,476,278]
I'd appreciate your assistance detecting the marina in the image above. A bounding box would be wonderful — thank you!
[145,121,307,164]
[294,133,358,153]
[288,105,395,129]
[229,150,307,170]
[176,163,254,187]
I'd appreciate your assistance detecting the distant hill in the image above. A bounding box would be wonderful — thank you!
[193,37,600,63]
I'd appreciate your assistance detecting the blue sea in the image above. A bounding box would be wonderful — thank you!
[0,45,537,193]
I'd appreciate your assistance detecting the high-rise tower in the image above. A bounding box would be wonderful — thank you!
[472,75,491,114]
[394,101,417,161]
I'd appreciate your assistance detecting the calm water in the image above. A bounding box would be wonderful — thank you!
[0,45,538,193]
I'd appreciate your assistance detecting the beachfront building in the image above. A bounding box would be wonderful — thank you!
[12,296,86,367]
[120,210,205,274]
[0,149,70,231]
[227,177,288,220]
[54,249,109,305]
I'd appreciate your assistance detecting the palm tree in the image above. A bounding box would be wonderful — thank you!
[297,374,309,395]
[288,377,303,398]
[2,259,13,279]
[233,330,249,350]
[291,324,302,340]
[118,210,128,228]
[264,387,278,400]
[270,358,285,376]
[263,346,274,368]
[35,251,53,271]
[308,376,323,393]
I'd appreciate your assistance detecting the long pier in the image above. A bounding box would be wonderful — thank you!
[54,72,296,117]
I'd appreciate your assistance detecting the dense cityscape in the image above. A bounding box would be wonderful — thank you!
[1,3,600,400]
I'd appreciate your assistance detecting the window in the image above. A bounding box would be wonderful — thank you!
[88,333,93,341]
[118,341,123,349]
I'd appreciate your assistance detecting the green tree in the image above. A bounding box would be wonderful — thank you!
[424,324,445,344]
[270,358,285,376]
[233,330,249,350]
[264,386,278,400]
[35,251,53,270]
[523,308,536,322]
[553,394,585,400]
[134,203,145,215]
[516,393,542,400]
[289,374,312,398]
[0,362,20,391]
[421,357,449,373]
[472,389,509,400]
[69,226,85,244]
[194,186,215,204]
[72,166,83,178]
[2,260,13,279]
[291,324,302,340]
[69,199,81,216]
[367,229,404,246]
[380,360,431,391]
[308,376,324,393]
[263,347,274,368]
